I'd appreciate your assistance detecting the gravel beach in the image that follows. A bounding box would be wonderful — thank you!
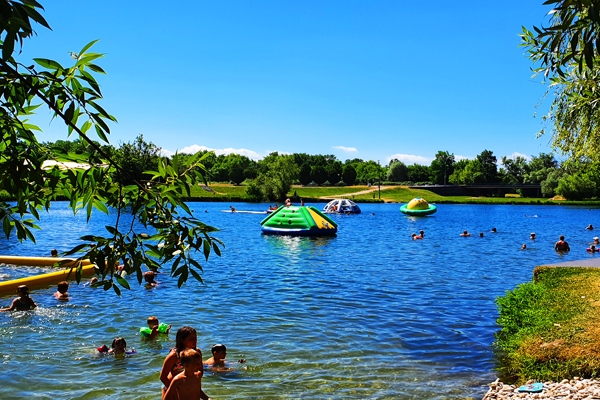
[484,378,600,399]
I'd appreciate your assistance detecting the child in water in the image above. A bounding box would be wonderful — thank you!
[54,281,69,300]
[143,271,157,287]
[98,337,136,356]
[204,343,246,371]
[1,285,37,311]
[163,348,211,400]
[140,316,171,340]
[160,326,203,396]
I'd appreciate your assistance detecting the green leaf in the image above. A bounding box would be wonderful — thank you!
[3,217,12,239]
[79,40,100,57]
[33,58,63,70]
[113,283,122,297]
[115,275,131,290]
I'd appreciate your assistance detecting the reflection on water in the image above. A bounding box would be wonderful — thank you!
[0,202,598,399]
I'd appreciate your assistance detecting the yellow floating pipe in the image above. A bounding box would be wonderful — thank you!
[0,263,97,296]
[0,256,92,267]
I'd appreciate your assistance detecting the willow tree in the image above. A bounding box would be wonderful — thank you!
[0,0,221,295]
[522,0,600,161]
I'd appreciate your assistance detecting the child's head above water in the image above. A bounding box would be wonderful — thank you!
[143,271,156,283]
[147,316,159,327]
[212,343,226,356]
[112,337,127,354]
[17,285,29,296]
[57,281,69,294]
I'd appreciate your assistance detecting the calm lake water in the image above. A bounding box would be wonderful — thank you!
[0,202,598,399]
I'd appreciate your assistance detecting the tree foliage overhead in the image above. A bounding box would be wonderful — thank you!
[522,0,600,161]
[0,0,222,295]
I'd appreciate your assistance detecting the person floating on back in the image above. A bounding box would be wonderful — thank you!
[164,348,211,400]
[1,285,37,311]
[54,281,69,300]
[460,230,471,237]
[141,316,171,340]
[555,235,570,252]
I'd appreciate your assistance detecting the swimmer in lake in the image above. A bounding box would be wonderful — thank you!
[479,232,484,237]
[491,228,497,233]
[522,244,526,250]
[205,343,246,370]
[595,237,600,245]
[588,245,599,253]
[419,230,424,237]
[1,285,37,311]
[587,224,594,230]
[54,281,69,300]
[530,232,536,240]
[50,249,58,257]
[555,235,570,252]
[460,230,471,237]
[164,349,211,400]
[411,233,423,240]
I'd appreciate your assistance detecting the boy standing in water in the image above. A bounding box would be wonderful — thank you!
[163,348,211,400]
[1,285,37,311]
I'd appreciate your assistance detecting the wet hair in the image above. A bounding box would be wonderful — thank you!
[143,271,156,283]
[174,326,197,356]
[50,249,58,257]
[147,316,158,325]
[179,348,202,366]
[57,281,69,293]
[112,337,126,349]
[212,343,227,355]
[17,285,29,295]
[90,277,99,285]
[560,235,565,240]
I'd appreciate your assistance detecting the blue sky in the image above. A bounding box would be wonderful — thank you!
[20,1,556,165]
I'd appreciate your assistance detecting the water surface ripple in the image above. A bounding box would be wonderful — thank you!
[0,202,598,399]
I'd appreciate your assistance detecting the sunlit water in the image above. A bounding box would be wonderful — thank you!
[1,202,599,399]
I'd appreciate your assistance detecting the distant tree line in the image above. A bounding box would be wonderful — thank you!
[42,137,600,201]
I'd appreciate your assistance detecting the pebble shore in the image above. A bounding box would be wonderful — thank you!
[484,378,600,399]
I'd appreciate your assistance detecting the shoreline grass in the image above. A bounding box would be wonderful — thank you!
[494,267,600,384]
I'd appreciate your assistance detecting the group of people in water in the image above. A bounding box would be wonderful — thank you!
[1,279,244,399]
[410,225,600,253]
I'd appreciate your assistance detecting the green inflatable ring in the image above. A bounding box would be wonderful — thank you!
[400,204,437,216]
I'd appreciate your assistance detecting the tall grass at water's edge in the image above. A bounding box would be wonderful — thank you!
[495,267,600,384]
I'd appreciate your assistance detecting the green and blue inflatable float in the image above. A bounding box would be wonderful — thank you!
[260,206,337,235]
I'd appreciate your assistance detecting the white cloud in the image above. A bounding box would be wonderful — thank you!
[163,144,262,160]
[333,146,358,153]
[508,152,531,161]
[386,153,431,165]
[455,155,470,162]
